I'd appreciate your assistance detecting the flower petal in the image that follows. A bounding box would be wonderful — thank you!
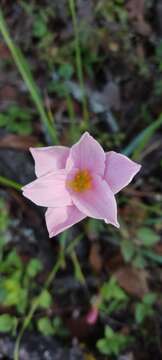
[45,205,86,237]
[30,146,69,177]
[66,132,105,176]
[104,151,141,194]
[22,170,72,207]
[69,175,119,227]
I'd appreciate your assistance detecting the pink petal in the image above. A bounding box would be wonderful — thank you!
[69,174,119,227]
[66,132,105,176]
[45,205,86,237]
[104,151,141,194]
[30,146,69,177]
[86,307,99,325]
[22,170,72,207]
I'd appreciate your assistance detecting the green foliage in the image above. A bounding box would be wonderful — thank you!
[37,317,54,336]
[26,258,43,278]
[0,105,33,135]
[99,277,128,314]
[0,204,68,337]
[0,8,58,143]
[123,113,162,158]
[137,227,160,247]
[0,314,17,334]
[58,63,74,80]
[96,0,128,27]
[52,316,69,336]
[135,293,156,324]
[37,316,69,337]
[97,325,132,356]
[33,14,48,39]
[38,289,52,309]
[121,239,135,262]
[121,226,160,268]
[48,64,74,97]
[0,234,43,317]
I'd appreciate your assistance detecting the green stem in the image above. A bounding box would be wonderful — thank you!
[13,300,38,360]
[14,255,63,360]
[66,92,80,143]
[71,250,85,284]
[69,0,89,129]
[14,232,84,359]
[0,176,22,191]
[0,9,58,144]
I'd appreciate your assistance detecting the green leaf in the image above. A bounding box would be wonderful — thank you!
[133,254,146,269]
[38,290,52,309]
[58,64,74,80]
[26,258,42,278]
[101,277,127,302]
[97,326,131,356]
[37,317,54,336]
[52,316,69,336]
[0,314,16,333]
[33,17,47,38]
[137,227,160,247]
[0,250,22,272]
[3,277,28,313]
[121,239,135,262]
[135,293,156,324]
[96,339,110,355]
[105,325,114,339]
[143,293,156,306]
[135,303,147,324]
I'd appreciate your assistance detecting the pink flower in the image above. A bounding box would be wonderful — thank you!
[22,132,141,237]
[86,307,99,325]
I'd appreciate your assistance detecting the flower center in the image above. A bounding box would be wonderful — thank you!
[68,169,92,193]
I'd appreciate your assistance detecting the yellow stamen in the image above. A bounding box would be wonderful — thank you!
[67,169,92,193]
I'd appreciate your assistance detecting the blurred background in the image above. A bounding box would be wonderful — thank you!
[0,1,162,359]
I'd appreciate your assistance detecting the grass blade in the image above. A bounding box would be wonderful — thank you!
[68,0,89,130]
[0,9,58,144]
[123,113,162,158]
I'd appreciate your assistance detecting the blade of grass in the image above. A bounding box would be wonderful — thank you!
[68,0,89,130]
[71,250,86,284]
[0,176,22,191]
[0,9,58,144]
[66,92,81,143]
[123,113,162,159]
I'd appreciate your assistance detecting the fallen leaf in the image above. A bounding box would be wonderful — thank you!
[105,253,124,272]
[0,134,39,150]
[114,266,149,298]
